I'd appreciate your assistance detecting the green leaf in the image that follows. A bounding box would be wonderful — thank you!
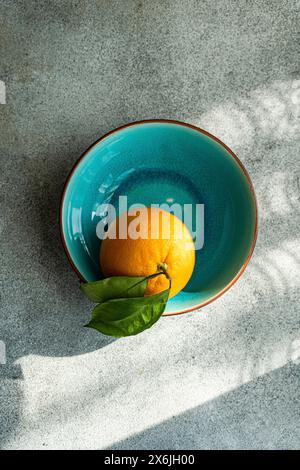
[80,276,147,303]
[85,288,170,337]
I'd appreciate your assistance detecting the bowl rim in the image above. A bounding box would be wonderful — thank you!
[59,119,258,316]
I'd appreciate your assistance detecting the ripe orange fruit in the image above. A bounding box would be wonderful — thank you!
[100,207,195,298]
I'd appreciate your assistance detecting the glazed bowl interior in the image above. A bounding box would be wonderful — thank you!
[60,121,257,315]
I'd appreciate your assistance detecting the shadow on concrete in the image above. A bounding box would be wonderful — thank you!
[0,367,24,449]
[0,150,116,362]
[108,362,300,450]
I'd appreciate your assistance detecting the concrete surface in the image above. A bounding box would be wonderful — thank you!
[0,0,299,450]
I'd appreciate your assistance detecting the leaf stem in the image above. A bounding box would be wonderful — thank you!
[127,269,172,294]
[156,264,172,291]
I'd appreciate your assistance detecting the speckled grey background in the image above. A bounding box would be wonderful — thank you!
[0,0,299,450]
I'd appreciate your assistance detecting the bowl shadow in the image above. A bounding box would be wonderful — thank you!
[15,152,116,360]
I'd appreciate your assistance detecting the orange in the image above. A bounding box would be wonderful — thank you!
[100,207,195,298]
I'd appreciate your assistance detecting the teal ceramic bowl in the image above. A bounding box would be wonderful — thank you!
[60,120,257,315]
